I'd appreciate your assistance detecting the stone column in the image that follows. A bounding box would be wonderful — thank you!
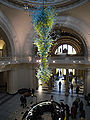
[84,69,87,95]
[85,69,90,94]
[8,64,36,94]
[65,69,69,96]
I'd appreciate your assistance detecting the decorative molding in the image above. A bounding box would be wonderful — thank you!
[0,0,88,12]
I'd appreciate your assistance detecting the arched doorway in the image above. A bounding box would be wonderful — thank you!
[0,27,12,93]
[55,68,85,95]
[50,25,88,57]
[35,24,88,95]
[49,25,88,95]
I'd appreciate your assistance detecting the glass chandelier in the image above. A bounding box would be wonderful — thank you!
[32,0,56,83]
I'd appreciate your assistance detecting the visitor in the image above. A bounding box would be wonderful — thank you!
[79,100,83,112]
[71,84,73,94]
[65,104,70,120]
[69,76,72,83]
[50,95,54,101]
[73,100,78,114]
[71,103,76,119]
[75,76,77,84]
[20,95,24,107]
[23,96,27,108]
[76,86,79,95]
[32,88,35,96]
[59,81,61,91]
[57,71,59,77]
[28,88,31,93]
[80,109,85,120]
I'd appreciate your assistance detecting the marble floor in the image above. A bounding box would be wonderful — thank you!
[0,88,90,120]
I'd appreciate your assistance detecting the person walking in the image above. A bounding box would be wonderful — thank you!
[20,95,24,108]
[23,96,27,108]
[76,86,79,95]
[59,81,61,91]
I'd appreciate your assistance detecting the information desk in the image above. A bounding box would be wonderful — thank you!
[22,100,64,120]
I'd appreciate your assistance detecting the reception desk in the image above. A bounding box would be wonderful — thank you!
[22,100,64,120]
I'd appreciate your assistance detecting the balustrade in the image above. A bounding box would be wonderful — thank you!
[0,55,89,72]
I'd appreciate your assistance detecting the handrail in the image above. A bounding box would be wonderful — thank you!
[0,56,90,72]
[0,55,89,65]
[0,56,33,66]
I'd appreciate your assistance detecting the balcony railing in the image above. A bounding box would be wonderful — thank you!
[48,56,88,64]
[0,55,89,67]
[0,56,32,66]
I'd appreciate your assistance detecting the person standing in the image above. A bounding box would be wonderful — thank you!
[79,100,83,112]
[59,81,61,91]
[28,88,31,93]
[80,109,85,120]
[76,86,79,95]
[23,96,27,108]
[71,104,76,119]
[32,88,35,96]
[50,95,54,101]
[20,95,24,107]
[65,104,70,120]
[71,84,73,94]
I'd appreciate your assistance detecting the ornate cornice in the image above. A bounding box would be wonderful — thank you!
[0,0,88,12]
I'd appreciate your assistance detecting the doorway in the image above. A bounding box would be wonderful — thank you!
[0,71,9,93]
[54,68,85,95]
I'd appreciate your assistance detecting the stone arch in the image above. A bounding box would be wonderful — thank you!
[51,16,89,58]
[0,10,16,56]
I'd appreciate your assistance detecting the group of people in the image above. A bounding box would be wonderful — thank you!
[20,88,35,108]
[71,84,80,95]
[20,95,27,108]
[71,98,85,120]
[58,80,80,95]
[50,95,85,120]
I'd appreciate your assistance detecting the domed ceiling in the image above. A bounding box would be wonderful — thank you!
[0,0,88,11]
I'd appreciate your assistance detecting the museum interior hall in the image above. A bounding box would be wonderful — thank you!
[0,0,90,120]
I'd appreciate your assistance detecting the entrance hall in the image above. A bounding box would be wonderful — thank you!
[54,68,84,95]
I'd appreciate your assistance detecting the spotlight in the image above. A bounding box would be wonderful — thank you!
[79,61,81,63]
[73,61,76,63]
[53,61,55,63]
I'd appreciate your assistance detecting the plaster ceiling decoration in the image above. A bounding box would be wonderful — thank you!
[0,0,88,11]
